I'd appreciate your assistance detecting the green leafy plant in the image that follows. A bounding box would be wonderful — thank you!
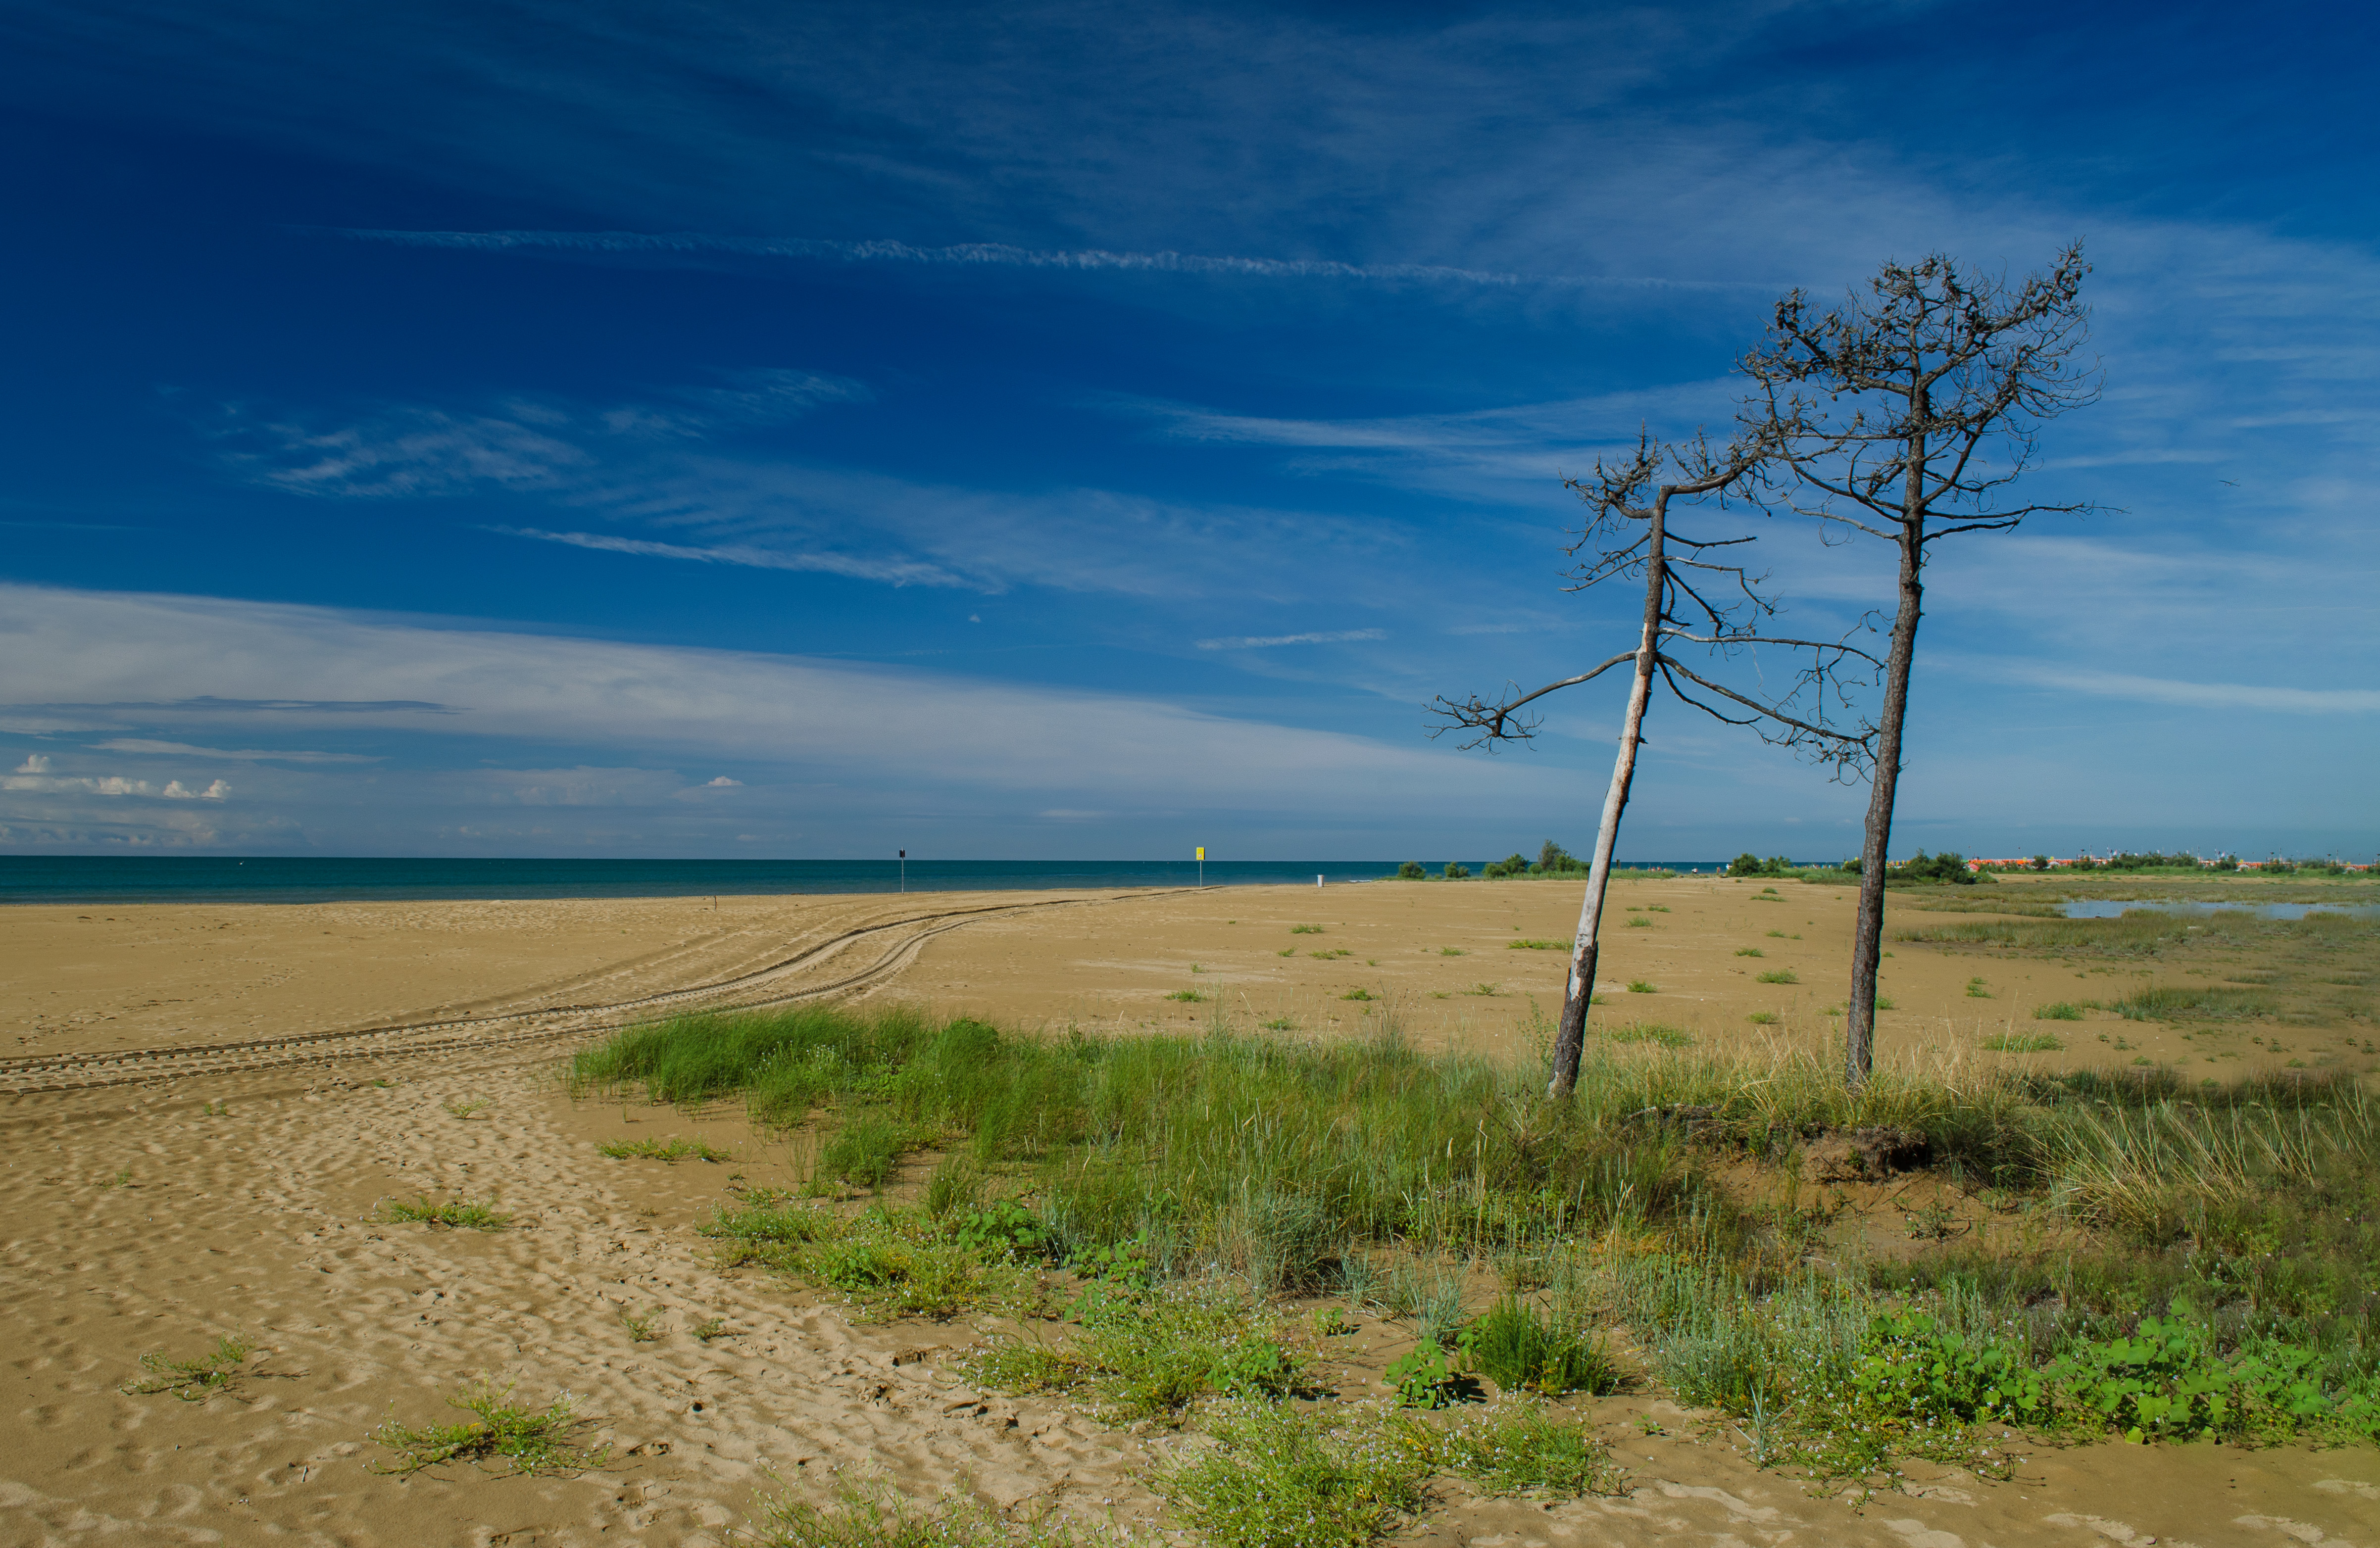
[2033,1002,2084,1020]
[122,1334,255,1400]
[953,1199,1050,1261]
[1385,1340,1462,1408]
[620,1306,661,1341]
[1166,989,1207,1002]
[1207,1338,1306,1398]
[1290,924,1324,934]
[1625,980,1657,994]
[1507,938,1563,950]
[1735,947,1765,958]
[1746,1011,1780,1025]
[1755,970,1799,985]
[1850,1309,2046,1427]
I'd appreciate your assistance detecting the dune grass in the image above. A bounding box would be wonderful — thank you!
[573,1003,2380,1482]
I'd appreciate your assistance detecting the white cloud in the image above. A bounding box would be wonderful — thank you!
[1196,629,1388,650]
[1993,662,2380,716]
[14,755,49,773]
[95,738,379,763]
[334,228,1773,294]
[0,583,1564,817]
[4,773,154,796]
[495,527,969,588]
[703,775,742,787]
[161,779,231,799]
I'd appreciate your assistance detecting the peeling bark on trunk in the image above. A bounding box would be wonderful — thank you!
[1550,494,1668,1100]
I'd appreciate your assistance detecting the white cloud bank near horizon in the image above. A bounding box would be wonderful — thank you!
[2,580,2373,860]
[0,581,1584,852]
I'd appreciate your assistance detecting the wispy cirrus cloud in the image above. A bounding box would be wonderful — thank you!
[329,228,1779,293]
[496,527,969,588]
[1196,629,1387,650]
[1993,662,2380,716]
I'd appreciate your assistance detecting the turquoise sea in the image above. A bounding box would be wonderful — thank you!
[0,856,1724,905]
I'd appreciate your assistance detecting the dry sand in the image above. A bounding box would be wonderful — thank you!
[3,878,2376,1547]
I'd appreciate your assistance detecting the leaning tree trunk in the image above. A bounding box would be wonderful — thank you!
[1845,427,1927,1087]
[1549,496,1670,1099]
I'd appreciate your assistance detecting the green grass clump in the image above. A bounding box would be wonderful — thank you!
[967,1283,1301,1421]
[1165,1401,1428,1548]
[377,1196,511,1230]
[598,1134,732,1161]
[1746,1011,1780,1026]
[1291,924,1324,934]
[2108,985,2274,1021]
[1167,989,1207,1002]
[2034,1002,2085,1021]
[370,1380,605,1476]
[1735,947,1764,958]
[756,1476,1107,1548]
[1507,938,1563,950]
[1625,917,1652,928]
[1983,1032,2064,1053]
[1460,1298,1617,1395]
[1754,970,1799,985]
[1624,980,1657,994]
[1604,1023,1691,1048]
[122,1334,255,1400]
[1415,1403,1629,1495]
[1340,988,1375,1001]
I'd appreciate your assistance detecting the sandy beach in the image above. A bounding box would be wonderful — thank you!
[4,877,2375,1547]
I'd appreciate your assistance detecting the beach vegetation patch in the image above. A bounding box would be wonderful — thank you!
[1166,989,1207,1002]
[2034,1002,2085,1020]
[1624,980,1658,994]
[756,1475,1113,1548]
[370,1380,605,1476]
[1754,970,1799,985]
[1507,938,1562,950]
[598,1134,731,1161]
[1982,1032,2064,1052]
[122,1334,256,1401]
[573,1001,2380,1474]
[1291,924,1325,935]
[1164,1400,1429,1548]
[377,1195,511,1230]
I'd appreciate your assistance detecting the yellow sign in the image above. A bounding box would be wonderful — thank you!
[1195,847,1205,860]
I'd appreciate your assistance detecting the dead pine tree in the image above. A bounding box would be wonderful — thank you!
[1739,246,2099,1087]
[1433,429,1877,1100]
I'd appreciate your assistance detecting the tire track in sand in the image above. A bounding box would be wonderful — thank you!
[0,889,1181,1096]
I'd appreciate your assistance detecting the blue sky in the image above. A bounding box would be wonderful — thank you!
[1,0,2374,861]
